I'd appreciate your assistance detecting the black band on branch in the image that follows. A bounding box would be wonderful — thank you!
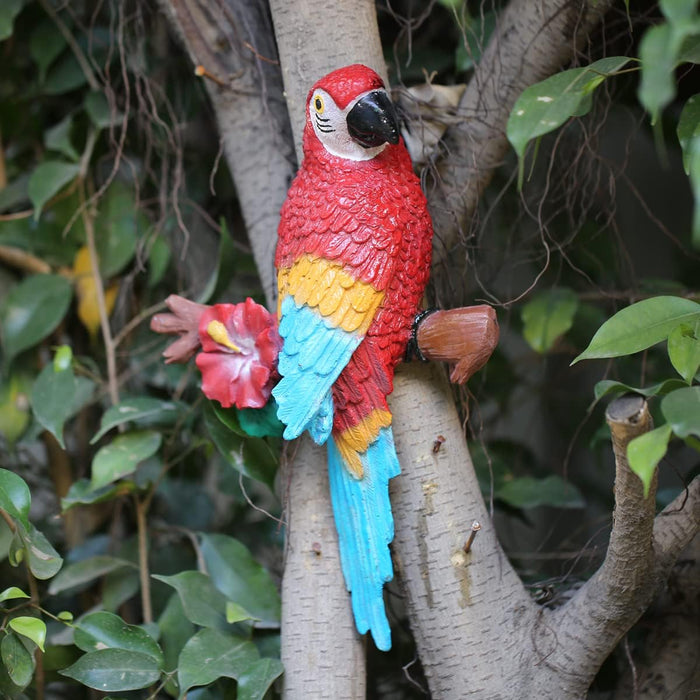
[405,307,439,362]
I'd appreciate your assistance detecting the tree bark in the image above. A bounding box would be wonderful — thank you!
[267,1,387,696]
[159,0,294,308]
[390,363,535,697]
[524,396,699,697]
[280,437,367,698]
[159,1,700,699]
[428,0,612,278]
[614,534,700,700]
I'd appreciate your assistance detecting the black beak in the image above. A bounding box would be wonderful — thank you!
[346,90,400,149]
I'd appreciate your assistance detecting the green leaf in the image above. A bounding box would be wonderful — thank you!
[92,398,182,443]
[507,57,629,187]
[158,593,195,677]
[594,378,687,400]
[30,20,66,82]
[31,361,95,448]
[205,403,278,490]
[627,424,672,497]
[661,386,700,439]
[61,478,131,511]
[677,94,700,173]
[177,628,259,698]
[74,612,164,666]
[60,649,161,691]
[237,657,285,700]
[668,320,700,383]
[0,273,73,365]
[49,555,134,595]
[496,475,585,509]
[28,161,81,220]
[85,91,125,129]
[200,534,281,627]
[573,296,700,363]
[237,401,285,438]
[0,0,23,41]
[678,32,700,63]
[147,236,171,287]
[679,95,700,249]
[42,53,88,96]
[53,344,73,371]
[94,183,144,278]
[210,402,246,437]
[0,587,29,603]
[17,522,63,579]
[9,617,46,651]
[0,373,32,445]
[660,0,699,23]
[225,601,255,624]
[91,430,162,490]
[197,220,236,304]
[1,633,34,688]
[638,16,700,123]
[153,572,229,630]
[45,115,79,162]
[0,469,30,529]
[521,288,578,353]
[101,568,140,613]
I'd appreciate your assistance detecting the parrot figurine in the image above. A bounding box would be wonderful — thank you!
[273,64,433,651]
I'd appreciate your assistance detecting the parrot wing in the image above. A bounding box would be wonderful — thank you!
[273,254,386,443]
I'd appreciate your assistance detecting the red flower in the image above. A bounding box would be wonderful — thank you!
[196,298,282,409]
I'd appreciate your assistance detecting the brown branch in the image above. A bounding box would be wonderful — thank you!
[429,0,612,273]
[615,532,700,699]
[159,0,294,308]
[79,179,120,406]
[134,496,153,624]
[0,244,52,274]
[652,475,700,579]
[523,396,698,697]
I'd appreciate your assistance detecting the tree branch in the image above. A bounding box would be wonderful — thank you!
[159,0,294,307]
[652,474,700,580]
[390,363,536,697]
[525,396,699,697]
[280,437,367,698]
[428,0,611,275]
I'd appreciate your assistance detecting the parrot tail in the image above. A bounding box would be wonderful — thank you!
[327,424,400,652]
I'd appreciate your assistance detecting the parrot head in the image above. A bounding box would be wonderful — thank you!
[305,64,400,161]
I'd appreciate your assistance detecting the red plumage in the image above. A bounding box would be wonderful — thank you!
[275,70,433,441]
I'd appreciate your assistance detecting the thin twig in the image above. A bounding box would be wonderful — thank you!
[79,178,120,406]
[0,508,16,532]
[134,495,153,624]
[113,300,168,349]
[0,244,52,274]
[38,0,99,91]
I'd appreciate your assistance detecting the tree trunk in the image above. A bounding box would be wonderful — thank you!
[159,1,700,698]
[390,363,535,697]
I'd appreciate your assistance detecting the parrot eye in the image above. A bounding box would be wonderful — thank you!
[313,95,324,114]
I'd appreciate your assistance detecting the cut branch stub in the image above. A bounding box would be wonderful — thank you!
[605,393,655,499]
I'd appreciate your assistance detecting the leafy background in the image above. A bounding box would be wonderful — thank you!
[0,0,698,698]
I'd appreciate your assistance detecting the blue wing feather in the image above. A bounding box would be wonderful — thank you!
[327,427,400,652]
[273,295,361,442]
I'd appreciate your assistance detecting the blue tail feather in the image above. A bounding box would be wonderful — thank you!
[327,427,400,651]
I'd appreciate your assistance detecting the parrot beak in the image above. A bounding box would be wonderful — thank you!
[346,90,400,148]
